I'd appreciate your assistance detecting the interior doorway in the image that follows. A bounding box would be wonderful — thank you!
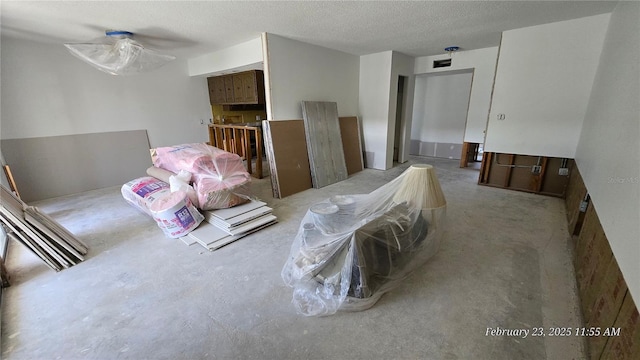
[393,76,407,162]
[409,69,474,162]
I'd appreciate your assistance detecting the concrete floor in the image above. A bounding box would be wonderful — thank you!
[1,156,586,359]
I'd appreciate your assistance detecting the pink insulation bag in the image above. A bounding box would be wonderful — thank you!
[121,177,172,216]
[148,190,204,238]
[151,143,252,210]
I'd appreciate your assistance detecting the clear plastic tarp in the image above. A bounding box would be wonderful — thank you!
[281,164,447,316]
[64,32,175,76]
[151,143,252,210]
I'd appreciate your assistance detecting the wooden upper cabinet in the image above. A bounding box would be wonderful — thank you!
[207,70,265,105]
[223,76,235,103]
[207,77,226,104]
[233,73,246,102]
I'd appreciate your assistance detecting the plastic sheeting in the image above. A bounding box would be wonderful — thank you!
[148,190,204,239]
[121,176,172,216]
[151,143,252,210]
[282,164,447,316]
[64,32,175,76]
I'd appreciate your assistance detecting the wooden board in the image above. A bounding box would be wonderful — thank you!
[301,101,348,188]
[600,292,640,360]
[479,152,570,197]
[338,116,364,175]
[262,120,313,198]
[575,204,614,320]
[585,256,628,360]
[1,130,152,203]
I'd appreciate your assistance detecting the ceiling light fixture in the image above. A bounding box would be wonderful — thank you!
[64,30,176,76]
[444,46,460,57]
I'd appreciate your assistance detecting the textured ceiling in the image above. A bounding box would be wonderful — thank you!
[1,1,617,59]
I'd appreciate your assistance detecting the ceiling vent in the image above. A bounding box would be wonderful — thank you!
[433,59,452,68]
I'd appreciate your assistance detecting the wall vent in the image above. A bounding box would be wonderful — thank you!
[433,59,452,68]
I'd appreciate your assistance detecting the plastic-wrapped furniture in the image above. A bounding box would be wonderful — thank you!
[282,164,446,316]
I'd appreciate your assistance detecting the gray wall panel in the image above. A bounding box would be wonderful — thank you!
[1,130,151,202]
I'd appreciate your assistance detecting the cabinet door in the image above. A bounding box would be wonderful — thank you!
[241,72,257,103]
[233,74,246,103]
[224,76,235,103]
[208,77,226,104]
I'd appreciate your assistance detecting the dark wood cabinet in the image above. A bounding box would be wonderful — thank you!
[207,70,265,105]
[233,73,246,103]
[207,76,226,104]
[224,76,235,103]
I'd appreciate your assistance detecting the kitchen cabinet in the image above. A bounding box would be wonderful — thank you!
[207,76,226,104]
[207,70,265,105]
[224,76,235,103]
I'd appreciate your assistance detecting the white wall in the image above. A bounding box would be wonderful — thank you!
[411,71,473,143]
[1,36,211,148]
[414,47,498,144]
[484,14,610,158]
[265,33,359,120]
[359,51,393,170]
[187,37,263,76]
[390,51,416,164]
[575,2,640,303]
[358,51,415,170]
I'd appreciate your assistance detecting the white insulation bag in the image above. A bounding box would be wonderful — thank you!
[148,190,204,238]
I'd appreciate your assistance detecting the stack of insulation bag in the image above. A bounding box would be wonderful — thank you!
[121,143,252,238]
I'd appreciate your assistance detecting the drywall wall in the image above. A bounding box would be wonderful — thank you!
[358,51,415,170]
[265,34,359,120]
[389,52,416,165]
[2,130,152,202]
[484,14,610,158]
[410,71,473,159]
[414,47,498,144]
[0,36,211,148]
[359,51,393,170]
[188,37,263,76]
[575,2,640,303]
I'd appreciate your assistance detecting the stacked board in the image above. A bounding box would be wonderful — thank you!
[301,101,348,189]
[0,185,88,271]
[263,114,363,199]
[181,200,276,251]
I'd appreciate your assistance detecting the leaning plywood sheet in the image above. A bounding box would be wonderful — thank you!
[262,120,313,198]
[338,116,364,175]
[301,101,348,188]
[1,130,152,203]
